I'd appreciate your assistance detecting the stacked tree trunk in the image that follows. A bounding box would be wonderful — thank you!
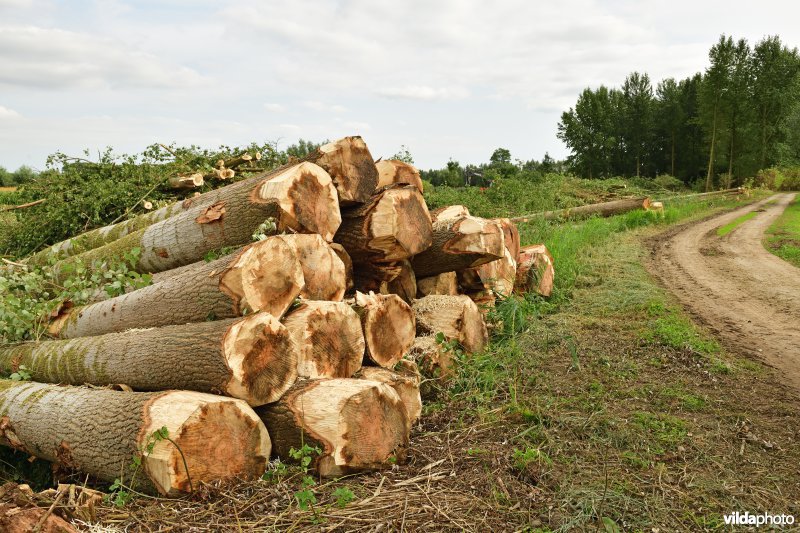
[1,136,558,494]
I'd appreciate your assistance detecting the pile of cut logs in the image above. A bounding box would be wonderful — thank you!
[0,137,555,496]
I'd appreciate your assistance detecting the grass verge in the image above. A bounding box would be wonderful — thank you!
[764,195,800,267]
[716,211,757,236]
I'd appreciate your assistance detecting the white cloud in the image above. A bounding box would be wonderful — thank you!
[0,105,20,118]
[0,25,205,89]
[264,103,286,112]
[303,101,347,113]
[376,85,469,101]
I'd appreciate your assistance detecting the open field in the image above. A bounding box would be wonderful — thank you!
[33,190,788,531]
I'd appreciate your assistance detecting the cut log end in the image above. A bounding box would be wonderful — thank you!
[222,313,298,405]
[416,271,459,297]
[411,215,504,278]
[315,136,379,204]
[495,217,520,260]
[379,260,416,303]
[219,238,304,318]
[253,162,341,242]
[514,244,555,297]
[280,234,347,301]
[355,292,416,369]
[406,336,455,384]
[142,392,270,495]
[282,302,365,379]
[431,205,470,223]
[412,295,488,354]
[375,160,424,193]
[357,366,422,424]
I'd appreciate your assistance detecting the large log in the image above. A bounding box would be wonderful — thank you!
[0,382,270,495]
[3,313,297,406]
[375,160,423,193]
[412,295,488,354]
[416,271,459,297]
[329,243,354,293]
[515,244,555,297]
[510,196,650,223]
[25,138,366,267]
[379,260,416,303]
[410,216,504,278]
[281,301,364,379]
[309,136,378,204]
[257,379,409,477]
[356,365,422,424]
[351,292,415,368]
[49,237,305,338]
[335,185,433,264]
[50,162,341,280]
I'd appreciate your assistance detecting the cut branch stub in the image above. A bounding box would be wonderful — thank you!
[356,364,422,424]
[0,382,270,496]
[412,294,488,354]
[311,136,379,204]
[514,244,555,297]
[375,160,424,193]
[168,173,204,190]
[281,301,365,379]
[256,378,409,477]
[352,291,416,369]
[335,185,433,263]
[410,215,504,278]
[50,237,304,339]
[5,313,297,406]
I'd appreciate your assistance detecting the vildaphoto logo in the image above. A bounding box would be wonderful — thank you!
[723,512,795,527]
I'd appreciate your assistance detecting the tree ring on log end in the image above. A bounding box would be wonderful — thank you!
[367,187,432,262]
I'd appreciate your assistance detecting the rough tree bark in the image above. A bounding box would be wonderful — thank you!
[514,244,555,297]
[416,271,459,297]
[350,292,415,369]
[412,295,488,354]
[0,382,270,495]
[410,216,504,278]
[281,301,365,379]
[49,237,305,338]
[375,160,423,193]
[356,365,422,424]
[256,378,409,477]
[334,185,433,263]
[3,313,297,406]
[50,162,341,280]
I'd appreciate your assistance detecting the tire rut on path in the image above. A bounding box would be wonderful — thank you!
[648,193,800,390]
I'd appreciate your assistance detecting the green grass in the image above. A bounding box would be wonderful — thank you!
[716,211,757,236]
[764,196,800,267]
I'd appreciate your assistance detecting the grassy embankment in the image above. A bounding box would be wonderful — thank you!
[764,195,800,267]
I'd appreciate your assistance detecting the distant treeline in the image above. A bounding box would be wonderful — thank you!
[0,166,37,187]
[557,35,800,189]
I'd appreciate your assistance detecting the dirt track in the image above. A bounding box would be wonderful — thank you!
[649,193,800,390]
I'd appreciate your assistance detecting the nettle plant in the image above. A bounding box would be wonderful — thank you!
[0,248,151,343]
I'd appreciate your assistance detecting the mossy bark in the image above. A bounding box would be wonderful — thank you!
[3,313,298,406]
[0,382,270,495]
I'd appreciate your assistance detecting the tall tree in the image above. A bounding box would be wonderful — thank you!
[557,86,615,178]
[721,38,754,186]
[751,36,800,169]
[655,78,686,177]
[621,72,654,178]
[699,35,735,191]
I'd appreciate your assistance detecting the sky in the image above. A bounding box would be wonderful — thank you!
[1,0,799,171]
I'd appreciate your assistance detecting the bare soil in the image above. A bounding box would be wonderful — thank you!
[649,193,800,390]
